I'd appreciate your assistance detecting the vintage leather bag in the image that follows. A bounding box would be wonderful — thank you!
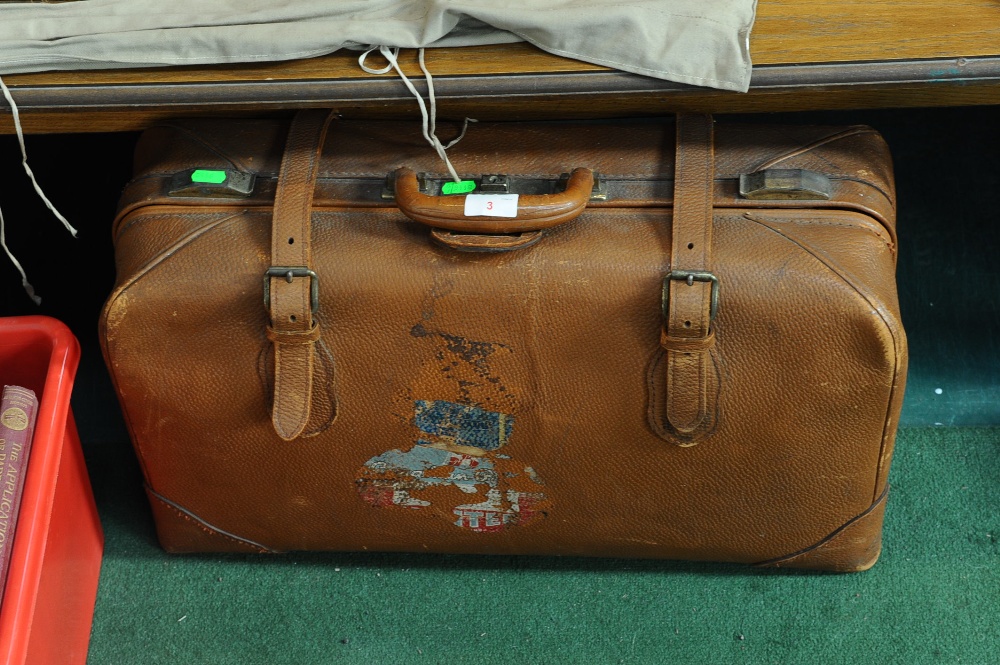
[101,112,907,571]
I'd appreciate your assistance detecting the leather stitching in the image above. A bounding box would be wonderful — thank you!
[111,212,244,295]
[742,213,905,501]
[147,488,276,553]
[742,215,894,251]
[647,345,723,444]
[752,485,889,567]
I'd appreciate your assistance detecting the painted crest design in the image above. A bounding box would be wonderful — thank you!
[356,400,548,532]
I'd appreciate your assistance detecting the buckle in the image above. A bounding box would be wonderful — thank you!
[263,266,319,314]
[662,270,719,323]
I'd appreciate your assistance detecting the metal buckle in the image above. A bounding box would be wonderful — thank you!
[662,270,719,323]
[263,267,319,314]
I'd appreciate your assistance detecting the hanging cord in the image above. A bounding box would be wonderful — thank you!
[359,46,475,183]
[0,206,39,305]
[0,75,79,305]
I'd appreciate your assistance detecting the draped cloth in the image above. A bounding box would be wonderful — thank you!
[0,0,758,91]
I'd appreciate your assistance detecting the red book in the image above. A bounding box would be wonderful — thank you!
[0,385,39,601]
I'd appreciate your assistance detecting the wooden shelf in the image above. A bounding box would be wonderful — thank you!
[2,0,1000,133]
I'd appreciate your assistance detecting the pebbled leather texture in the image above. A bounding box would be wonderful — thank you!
[662,115,718,444]
[146,487,274,554]
[755,486,890,572]
[100,115,907,571]
[267,110,336,440]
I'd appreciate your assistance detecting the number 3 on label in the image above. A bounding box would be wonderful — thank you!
[464,194,519,218]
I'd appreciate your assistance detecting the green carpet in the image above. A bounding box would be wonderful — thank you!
[83,426,1000,665]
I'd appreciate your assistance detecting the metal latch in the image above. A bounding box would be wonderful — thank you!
[169,169,255,198]
[556,172,608,201]
[739,169,832,201]
[479,174,510,193]
[588,173,607,201]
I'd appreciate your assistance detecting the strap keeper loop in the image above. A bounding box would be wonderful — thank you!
[267,324,321,344]
[660,328,716,352]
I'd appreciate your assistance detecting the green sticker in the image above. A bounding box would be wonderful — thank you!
[441,180,476,195]
[191,169,228,184]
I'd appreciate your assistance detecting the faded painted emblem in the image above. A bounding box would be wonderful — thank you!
[357,400,548,532]
[0,408,28,431]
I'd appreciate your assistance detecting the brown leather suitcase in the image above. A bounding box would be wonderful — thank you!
[100,112,907,571]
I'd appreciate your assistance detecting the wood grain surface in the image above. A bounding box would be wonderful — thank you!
[752,0,1000,64]
[2,0,999,132]
[8,0,1000,86]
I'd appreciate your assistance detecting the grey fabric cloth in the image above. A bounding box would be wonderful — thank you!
[0,0,757,91]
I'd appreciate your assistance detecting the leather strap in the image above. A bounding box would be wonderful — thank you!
[267,109,336,440]
[662,114,719,443]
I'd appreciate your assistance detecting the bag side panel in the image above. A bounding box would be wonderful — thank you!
[101,203,905,568]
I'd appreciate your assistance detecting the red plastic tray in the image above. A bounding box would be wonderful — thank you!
[0,316,103,665]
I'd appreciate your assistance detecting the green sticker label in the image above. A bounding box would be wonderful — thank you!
[191,169,228,185]
[441,180,476,195]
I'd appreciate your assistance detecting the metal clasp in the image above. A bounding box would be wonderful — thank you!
[479,174,510,193]
[263,267,319,313]
[739,169,832,200]
[662,270,720,323]
[169,168,255,198]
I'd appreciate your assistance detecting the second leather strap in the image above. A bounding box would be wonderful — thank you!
[661,114,721,444]
[266,109,336,441]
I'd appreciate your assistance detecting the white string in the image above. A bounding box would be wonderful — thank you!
[0,206,41,305]
[0,74,79,305]
[358,46,475,183]
[0,77,77,237]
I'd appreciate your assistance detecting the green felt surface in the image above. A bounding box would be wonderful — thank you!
[83,427,1000,665]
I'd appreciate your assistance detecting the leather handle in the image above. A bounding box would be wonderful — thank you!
[394,166,594,234]
[430,228,544,252]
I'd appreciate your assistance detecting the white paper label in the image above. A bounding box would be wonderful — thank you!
[463,194,519,218]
